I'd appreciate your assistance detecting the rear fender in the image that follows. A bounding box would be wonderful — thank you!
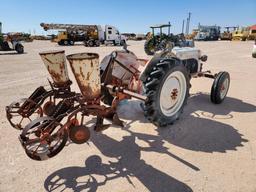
[139,53,180,82]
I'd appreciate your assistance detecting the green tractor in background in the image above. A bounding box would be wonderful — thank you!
[144,23,194,55]
[0,22,24,54]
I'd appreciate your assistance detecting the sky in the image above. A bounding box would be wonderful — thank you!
[0,0,255,35]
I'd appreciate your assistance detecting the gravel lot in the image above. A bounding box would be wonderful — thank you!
[0,40,255,192]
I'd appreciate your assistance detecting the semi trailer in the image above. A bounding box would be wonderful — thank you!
[194,25,220,41]
[40,23,126,46]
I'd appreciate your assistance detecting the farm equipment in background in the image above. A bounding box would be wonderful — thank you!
[185,29,199,40]
[40,23,126,46]
[194,25,221,41]
[252,40,256,58]
[232,27,250,41]
[0,22,24,54]
[248,25,256,40]
[7,43,230,160]
[144,23,194,55]
[220,27,238,40]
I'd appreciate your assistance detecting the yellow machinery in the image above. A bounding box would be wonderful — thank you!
[52,31,67,43]
[232,27,250,41]
[248,25,256,40]
[185,29,198,40]
[220,27,237,40]
[40,23,99,46]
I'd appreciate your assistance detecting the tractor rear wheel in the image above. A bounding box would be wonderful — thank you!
[144,38,156,55]
[143,59,190,127]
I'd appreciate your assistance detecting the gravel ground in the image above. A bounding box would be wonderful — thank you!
[0,40,255,192]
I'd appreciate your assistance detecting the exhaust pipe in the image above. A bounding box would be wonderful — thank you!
[66,53,101,100]
[39,50,70,87]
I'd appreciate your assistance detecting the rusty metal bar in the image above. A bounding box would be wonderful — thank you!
[104,84,147,101]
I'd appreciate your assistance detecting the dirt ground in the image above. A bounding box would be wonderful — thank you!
[0,40,255,192]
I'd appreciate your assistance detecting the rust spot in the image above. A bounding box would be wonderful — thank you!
[59,62,65,76]
[171,89,178,100]
[79,67,85,79]
[86,72,90,80]
[47,65,67,87]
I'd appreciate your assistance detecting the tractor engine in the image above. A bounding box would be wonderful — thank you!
[171,47,202,74]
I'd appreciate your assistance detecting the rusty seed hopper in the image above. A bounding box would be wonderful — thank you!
[66,53,101,100]
[39,50,70,87]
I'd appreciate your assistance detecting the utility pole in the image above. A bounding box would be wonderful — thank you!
[168,21,171,34]
[182,19,185,34]
[186,12,191,35]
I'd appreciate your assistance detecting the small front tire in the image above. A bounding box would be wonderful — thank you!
[210,71,230,104]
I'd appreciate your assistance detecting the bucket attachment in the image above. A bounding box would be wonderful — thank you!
[39,50,70,87]
[67,53,101,100]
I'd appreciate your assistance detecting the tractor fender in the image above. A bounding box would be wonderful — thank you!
[139,53,181,82]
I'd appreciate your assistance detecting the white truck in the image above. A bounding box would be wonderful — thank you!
[40,23,126,46]
[97,25,126,46]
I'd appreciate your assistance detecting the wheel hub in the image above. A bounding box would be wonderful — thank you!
[160,71,187,116]
[69,125,90,144]
[170,88,178,100]
[220,78,229,99]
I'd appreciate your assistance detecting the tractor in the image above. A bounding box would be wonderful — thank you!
[7,44,230,160]
[144,23,194,55]
[0,22,24,54]
[220,27,238,40]
[232,27,250,41]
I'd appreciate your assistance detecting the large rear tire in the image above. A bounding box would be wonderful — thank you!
[143,59,190,127]
[144,38,156,55]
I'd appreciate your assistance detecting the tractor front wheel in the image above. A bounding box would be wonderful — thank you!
[143,59,190,127]
[210,71,230,104]
[144,38,156,55]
